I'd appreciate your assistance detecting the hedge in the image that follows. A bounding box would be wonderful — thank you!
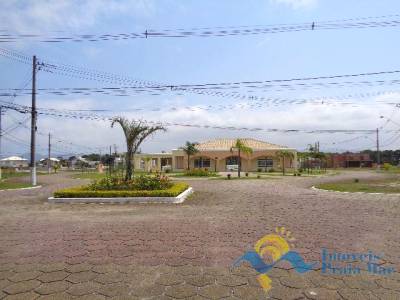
[54,182,189,198]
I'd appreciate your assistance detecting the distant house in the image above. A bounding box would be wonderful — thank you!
[327,153,372,168]
[68,156,98,168]
[0,156,29,168]
[39,157,60,166]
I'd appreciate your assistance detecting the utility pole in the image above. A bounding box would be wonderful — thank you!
[0,106,2,159]
[376,128,380,170]
[0,106,2,180]
[48,133,51,174]
[30,55,37,186]
[109,145,112,175]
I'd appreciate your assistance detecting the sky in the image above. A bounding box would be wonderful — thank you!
[1,0,400,158]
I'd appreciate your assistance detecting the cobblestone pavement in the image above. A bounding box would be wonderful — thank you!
[0,171,399,299]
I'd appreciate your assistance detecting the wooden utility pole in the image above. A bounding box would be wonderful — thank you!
[0,106,2,159]
[109,145,112,175]
[376,128,380,170]
[30,56,37,186]
[48,133,51,174]
[0,106,2,180]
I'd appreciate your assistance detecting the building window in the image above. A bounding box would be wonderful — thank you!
[225,156,239,165]
[194,157,210,168]
[258,158,273,168]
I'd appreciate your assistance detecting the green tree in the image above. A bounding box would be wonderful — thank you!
[180,141,199,170]
[111,117,166,180]
[276,150,295,175]
[230,139,253,178]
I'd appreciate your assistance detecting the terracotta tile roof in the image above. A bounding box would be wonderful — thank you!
[196,138,289,151]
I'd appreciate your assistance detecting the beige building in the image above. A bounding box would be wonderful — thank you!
[134,138,296,172]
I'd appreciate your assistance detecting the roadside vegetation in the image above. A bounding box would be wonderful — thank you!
[316,178,400,194]
[171,169,219,177]
[0,181,32,190]
[0,169,38,190]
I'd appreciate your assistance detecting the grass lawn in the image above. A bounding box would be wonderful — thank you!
[169,173,220,178]
[316,179,400,194]
[0,181,33,190]
[1,171,30,180]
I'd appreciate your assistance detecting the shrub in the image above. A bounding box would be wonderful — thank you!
[184,168,217,177]
[245,172,249,177]
[268,168,275,173]
[134,173,172,190]
[383,163,392,171]
[257,168,262,172]
[88,174,172,191]
[54,182,188,198]
[227,174,231,179]
[354,178,359,183]
[257,175,261,179]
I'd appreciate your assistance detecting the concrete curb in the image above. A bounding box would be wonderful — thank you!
[311,186,400,195]
[48,187,193,204]
[0,185,42,192]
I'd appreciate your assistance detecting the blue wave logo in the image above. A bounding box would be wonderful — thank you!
[232,227,317,292]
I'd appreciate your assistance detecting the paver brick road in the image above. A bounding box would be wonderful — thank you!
[0,171,399,299]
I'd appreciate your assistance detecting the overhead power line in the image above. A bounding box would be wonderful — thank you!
[2,47,400,105]
[1,14,400,43]
[1,98,397,135]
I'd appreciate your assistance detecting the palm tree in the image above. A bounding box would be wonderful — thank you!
[276,150,295,175]
[230,139,253,178]
[180,141,199,170]
[111,117,165,180]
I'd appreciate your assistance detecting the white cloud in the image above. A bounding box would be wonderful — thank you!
[4,93,399,157]
[0,0,155,33]
[270,0,318,9]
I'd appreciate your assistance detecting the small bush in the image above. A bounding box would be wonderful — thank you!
[165,169,171,173]
[227,174,231,179]
[54,182,188,198]
[245,172,249,177]
[134,174,172,190]
[257,168,262,172]
[354,178,359,183]
[88,174,172,191]
[268,168,275,173]
[383,163,392,171]
[257,175,261,179]
[184,168,217,177]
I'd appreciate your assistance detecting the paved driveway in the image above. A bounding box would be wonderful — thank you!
[0,171,399,299]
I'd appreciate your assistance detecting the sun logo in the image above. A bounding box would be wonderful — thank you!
[233,227,315,292]
[254,227,295,291]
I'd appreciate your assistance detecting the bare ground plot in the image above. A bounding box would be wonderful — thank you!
[0,171,399,299]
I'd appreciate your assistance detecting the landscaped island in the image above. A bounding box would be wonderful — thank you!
[51,174,192,203]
